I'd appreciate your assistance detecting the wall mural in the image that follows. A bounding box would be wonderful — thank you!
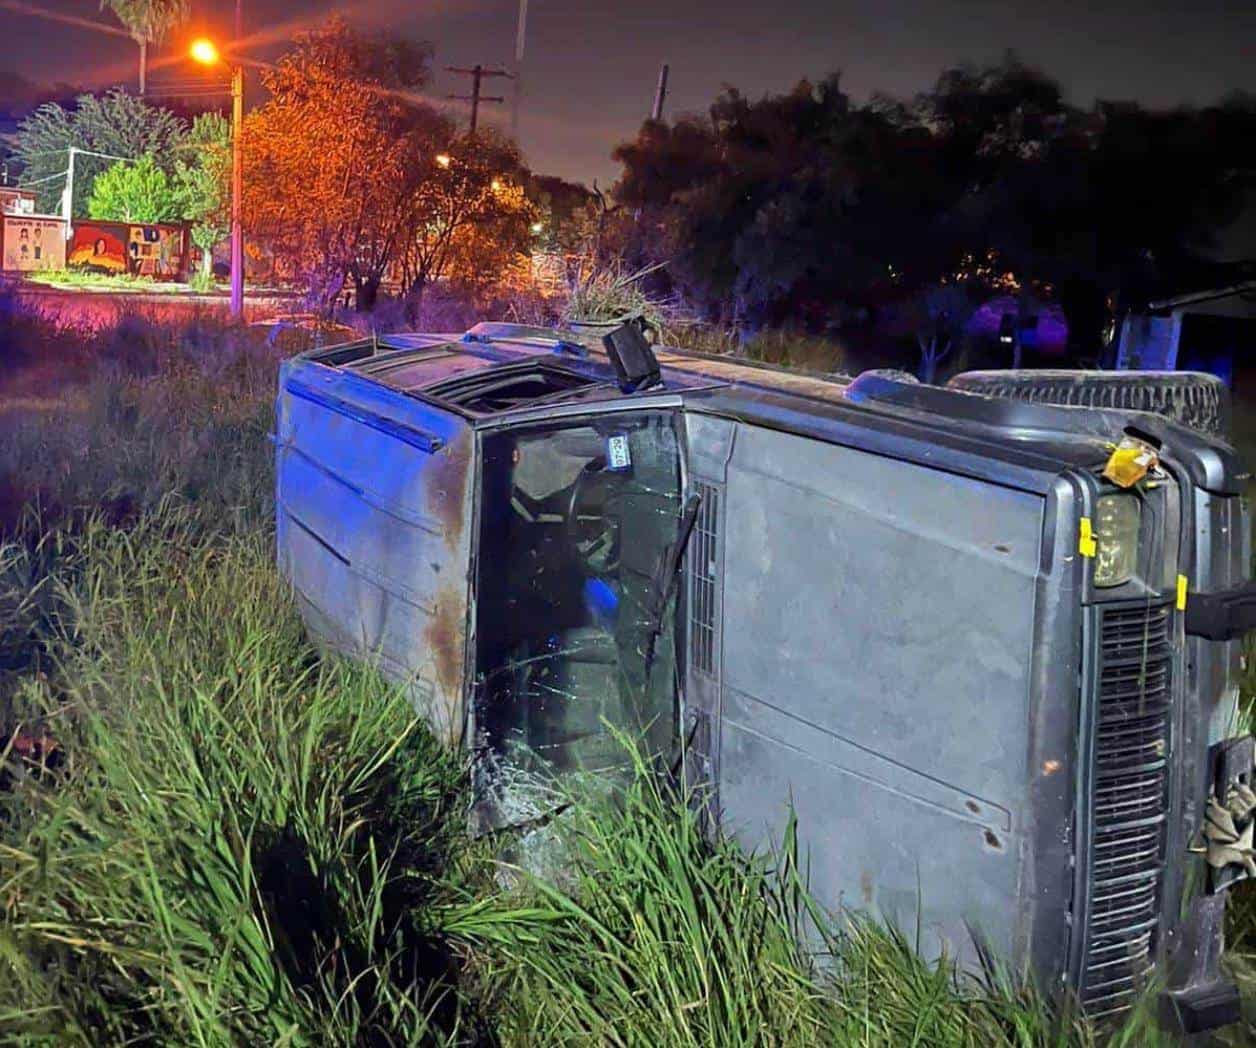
[67,222,129,273]
[2,216,67,271]
[67,220,189,279]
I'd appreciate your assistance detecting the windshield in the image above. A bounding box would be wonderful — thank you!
[472,412,683,823]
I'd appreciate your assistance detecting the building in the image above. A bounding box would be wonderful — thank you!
[1,187,37,216]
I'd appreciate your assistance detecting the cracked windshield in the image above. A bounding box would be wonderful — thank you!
[473,413,683,822]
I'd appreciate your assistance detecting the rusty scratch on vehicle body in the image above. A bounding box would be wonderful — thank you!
[427,433,471,552]
[424,583,467,701]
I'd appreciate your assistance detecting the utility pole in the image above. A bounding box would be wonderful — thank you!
[511,0,528,140]
[651,63,670,121]
[230,64,244,321]
[447,64,511,133]
[61,147,75,238]
[59,146,131,241]
[183,38,246,320]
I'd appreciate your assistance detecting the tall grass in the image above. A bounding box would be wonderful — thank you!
[461,747,1107,1047]
[0,509,488,1044]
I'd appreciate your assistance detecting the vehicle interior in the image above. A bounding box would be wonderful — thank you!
[472,412,683,814]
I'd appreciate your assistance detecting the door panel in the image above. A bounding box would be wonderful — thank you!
[717,422,1044,966]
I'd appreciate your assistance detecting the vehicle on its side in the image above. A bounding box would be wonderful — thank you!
[275,320,1256,1032]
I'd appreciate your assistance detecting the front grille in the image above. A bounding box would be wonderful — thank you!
[687,482,720,677]
[1081,601,1173,1017]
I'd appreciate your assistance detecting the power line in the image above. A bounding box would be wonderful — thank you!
[17,168,69,187]
[12,148,77,159]
[67,147,133,164]
[0,0,128,38]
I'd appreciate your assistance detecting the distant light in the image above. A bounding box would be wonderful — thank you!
[190,38,220,66]
[999,335,1014,344]
[530,221,544,234]
[490,178,503,191]
[435,154,451,168]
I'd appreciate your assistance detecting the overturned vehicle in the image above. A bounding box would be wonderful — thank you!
[275,321,1255,1032]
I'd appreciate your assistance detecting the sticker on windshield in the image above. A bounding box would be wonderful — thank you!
[606,434,632,471]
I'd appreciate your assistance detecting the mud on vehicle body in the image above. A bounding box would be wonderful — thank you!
[275,321,1256,1033]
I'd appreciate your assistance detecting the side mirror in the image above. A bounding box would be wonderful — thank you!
[603,318,662,393]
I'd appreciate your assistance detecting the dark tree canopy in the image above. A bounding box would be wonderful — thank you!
[609,55,1256,354]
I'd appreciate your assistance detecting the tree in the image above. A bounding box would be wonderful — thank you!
[607,52,1256,362]
[241,18,441,311]
[397,131,536,306]
[12,89,186,213]
[613,75,936,328]
[87,154,181,223]
[174,113,230,284]
[907,284,974,383]
[100,0,190,96]
[526,173,595,254]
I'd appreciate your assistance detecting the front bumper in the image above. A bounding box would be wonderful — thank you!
[1185,581,1256,643]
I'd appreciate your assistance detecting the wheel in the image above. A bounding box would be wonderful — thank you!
[946,369,1230,437]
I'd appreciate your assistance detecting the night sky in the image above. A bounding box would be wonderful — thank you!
[5,0,1255,186]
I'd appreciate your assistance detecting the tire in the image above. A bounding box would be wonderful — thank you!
[858,368,920,384]
[947,369,1230,437]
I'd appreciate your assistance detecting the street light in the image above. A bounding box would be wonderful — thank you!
[189,38,219,65]
[435,154,452,168]
[191,37,244,322]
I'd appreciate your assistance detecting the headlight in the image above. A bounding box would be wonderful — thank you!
[1093,493,1141,588]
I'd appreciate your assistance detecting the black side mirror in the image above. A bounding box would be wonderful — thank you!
[603,318,662,393]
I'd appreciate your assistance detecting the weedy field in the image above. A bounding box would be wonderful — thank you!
[0,301,1253,1045]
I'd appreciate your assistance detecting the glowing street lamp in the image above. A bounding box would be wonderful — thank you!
[191,37,245,321]
[189,38,219,65]
[529,221,543,235]
[435,154,452,168]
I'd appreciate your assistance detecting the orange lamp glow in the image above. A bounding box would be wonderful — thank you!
[190,38,220,65]
[435,154,452,168]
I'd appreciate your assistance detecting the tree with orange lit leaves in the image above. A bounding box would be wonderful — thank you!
[396,130,538,308]
[241,18,444,311]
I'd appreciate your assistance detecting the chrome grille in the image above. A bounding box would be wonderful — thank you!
[1081,601,1173,1017]
[687,482,720,677]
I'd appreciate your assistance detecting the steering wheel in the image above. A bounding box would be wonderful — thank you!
[565,458,621,576]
